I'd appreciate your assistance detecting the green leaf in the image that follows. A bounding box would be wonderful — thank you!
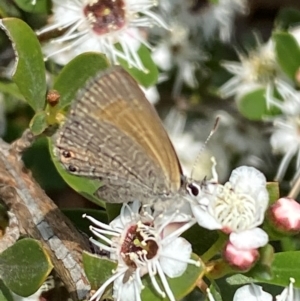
[206,282,222,301]
[141,253,204,301]
[267,182,280,205]
[53,52,109,111]
[275,7,300,31]
[29,111,48,135]
[0,2,21,18]
[273,32,300,80]
[247,244,274,280]
[14,0,51,14]
[254,251,300,288]
[237,88,267,120]
[62,208,108,234]
[0,280,13,301]
[0,238,53,296]
[0,18,46,111]
[48,138,106,208]
[106,203,122,223]
[0,81,25,102]
[183,224,219,256]
[83,251,116,291]
[117,44,159,87]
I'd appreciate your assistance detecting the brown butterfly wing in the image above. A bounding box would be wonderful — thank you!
[53,66,182,203]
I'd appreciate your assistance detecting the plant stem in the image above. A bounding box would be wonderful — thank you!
[201,232,227,263]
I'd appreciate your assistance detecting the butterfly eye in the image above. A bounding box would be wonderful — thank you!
[68,165,78,173]
[187,183,200,197]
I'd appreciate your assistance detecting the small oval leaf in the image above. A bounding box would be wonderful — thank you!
[0,81,25,102]
[53,52,109,110]
[29,111,48,135]
[83,251,116,291]
[0,238,53,296]
[118,44,159,87]
[273,32,300,80]
[237,88,267,120]
[14,0,50,14]
[0,18,46,112]
[254,251,300,288]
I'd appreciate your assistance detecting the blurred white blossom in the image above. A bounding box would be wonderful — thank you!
[152,21,205,97]
[270,116,300,181]
[219,42,285,99]
[160,0,247,42]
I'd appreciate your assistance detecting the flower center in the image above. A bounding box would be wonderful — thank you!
[245,49,277,84]
[121,223,159,269]
[84,0,126,35]
[213,183,257,232]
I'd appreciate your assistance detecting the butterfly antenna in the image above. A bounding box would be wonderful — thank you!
[191,117,220,179]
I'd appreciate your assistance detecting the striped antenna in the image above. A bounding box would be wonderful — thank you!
[190,117,220,179]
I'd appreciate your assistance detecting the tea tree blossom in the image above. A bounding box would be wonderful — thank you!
[83,201,199,301]
[266,83,300,181]
[163,0,247,42]
[152,21,204,97]
[266,81,300,116]
[219,43,284,99]
[190,165,269,250]
[207,278,299,301]
[37,0,168,70]
[270,116,300,181]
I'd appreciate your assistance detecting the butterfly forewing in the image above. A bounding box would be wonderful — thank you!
[53,67,182,204]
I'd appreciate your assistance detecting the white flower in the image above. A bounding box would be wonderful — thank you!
[140,85,160,105]
[37,0,168,70]
[164,0,246,42]
[270,116,300,181]
[191,166,269,250]
[219,42,288,100]
[266,81,300,116]
[83,201,199,301]
[152,21,205,96]
[207,284,272,301]
[277,278,300,301]
[207,278,300,301]
[264,81,300,181]
[184,0,247,42]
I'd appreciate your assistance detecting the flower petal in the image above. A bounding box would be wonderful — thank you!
[233,284,272,301]
[159,237,192,278]
[230,228,268,249]
[190,202,222,230]
[113,271,143,301]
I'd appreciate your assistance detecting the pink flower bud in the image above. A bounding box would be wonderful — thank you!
[269,197,300,233]
[223,242,259,270]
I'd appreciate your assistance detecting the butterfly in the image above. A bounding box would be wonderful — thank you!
[53,66,201,208]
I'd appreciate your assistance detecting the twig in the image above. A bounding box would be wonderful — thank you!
[0,137,91,300]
